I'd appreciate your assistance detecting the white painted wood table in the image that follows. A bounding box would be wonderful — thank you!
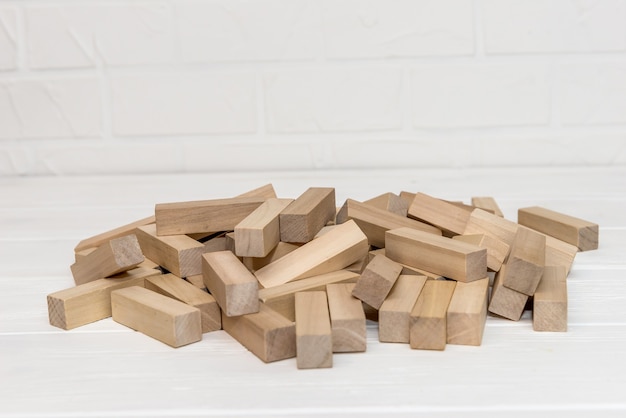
[1,167,625,417]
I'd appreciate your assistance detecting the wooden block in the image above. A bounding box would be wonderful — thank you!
[399,191,416,207]
[237,183,277,199]
[386,227,487,283]
[545,234,578,274]
[488,264,528,321]
[364,192,408,217]
[295,291,332,369]
[222,302,296,363]
[235,198,294,257]
[135,224,205,278]
[453,233,509,272]
[258,270,359,321]
[518,206,598,251]
[185,274,206,291]
[74,247,96,261]
[279,187,336,243]
[155,196,266,236]
[145,274,221,333]
[501,226,546,296]
[379,275,428,343]
[336,198,441,248]
[464,208,519,248]
[74,215,155,252]
[47,267,161,330]
[446,278,489,346]
[409,280,456,350]
[254,219,368,288]
[202,235,227,253]
[408,192,471,235]
[111,286,202,348]
[242,241,300,272]
[471,196,504,217]
[326,283,366,352]
[369,248,444,280]
[202,251,259,317]
[76,247,167,270]
[70,234,145,285]
[345,255,368,274]
[533,266,568,332]
[224,232,237,253]
[351,254,402,309]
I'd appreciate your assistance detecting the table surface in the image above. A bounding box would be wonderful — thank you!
[1,167,625,418]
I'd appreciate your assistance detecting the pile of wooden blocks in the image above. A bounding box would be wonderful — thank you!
[47,184,598,369]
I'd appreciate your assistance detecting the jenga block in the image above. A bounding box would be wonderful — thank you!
[345,255,368,274]
[488,264,528,321]
[70,234,145,285]
[385,227,487,283]
[224,232,237,253]
[155,196,266,236]
[185,274,206,291]
[336,198,441,248]
[74,247,96,261]
[76,246,165,269]
[279,187,336,243]
[369,248,444,280]
[447,278,489,346]
[545,234,578,274]
[471,196,504,217]
[145,274,221,333]
[518,206,598,251]
[202,234,227,253]
[254,220,368,289]
[326,283,366,353]
[464,208,518,247]
[409,280,456,350]
[452,233,509,272]
[351,254,402,309]
[222,302,296,363]
[135,224,205,278]
[74,215,155,252]
[408,192,471,235]
[364,192,408,217]
[379,275,427,343]
[237,183,277,199]
[242,241,300,272]
[295,291,332,369]
[47,267,161,330]
[202,251,259,317]
[533,266,568,332]
[235,198,294,257]
[399,191,416,207]
[258,270,359,321]
[111,286,202,348]
[501,226,546,296]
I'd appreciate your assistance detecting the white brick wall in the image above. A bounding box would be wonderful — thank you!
[0,0,625,176]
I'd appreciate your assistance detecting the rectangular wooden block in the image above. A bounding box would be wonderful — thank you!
[327,283,366,353]
[464,208,519,247]
[408,192,472,235]
[74,215,155,253]
[202,251,259,317]
[351,254,402,309]
[145,274,221,333]
[452,233,509,272]
[279,187,336,243]
[235,198,294,257]
[295,291,333,369]
[369,248,444,280]
[533,265,568,332]
[242,241,300,272]
[237,183,277,199]
[488,264,528,321]
[545,234,578,274]
[379,275,428,343]
[518,206,598,251]
[47,267,161,330]
[446,278,489,346]
[471,196,504,217]
[185,274,206,291]
[409,280,456,350]
[501,226,546,296]
[222,302,296,363]
[364,192,408,217]
[385,227,487,283]
[111,286,202,348]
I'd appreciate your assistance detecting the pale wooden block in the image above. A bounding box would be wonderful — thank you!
[488,264,528,321]
[408,192,471,235]
[74,247,96,262]
[452,233,509,272]
[409,280,456,350]
[221,302,296,363]
[545,234,578,274]
[471,196,504,217]
[224,232,237,254]
[74,215,155,252]
[369,248,444,280]
[235,198,294,257]
[145,274,221,333]
[399,191,416,207]
[385,227,487,283]
[254,219,368,288]
[202,251,259,317]
[351,254,402,309]
[237,183,277,199]
[364,192,408,217]
[501,226,546,296]
[111,286,202,348]
[533,265,568,332]
[77,247,165,270]
[464,208,519,247]
[70,234,145,285]
[379,275,428,343]
[242,241,300,272]
[345,255,368,274]
[185,274,207,291]
[518,206,598,251]
[279,187,336,243]
[202,234,227,253]
[446,278,489,346]
[327,283,366,353]
[295,291,332,369]
[47,267,161,330]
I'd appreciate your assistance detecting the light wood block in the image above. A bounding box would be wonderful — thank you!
[202,251,259,317]
[447,278,489,346]
[327,283,366,353]
[145,274,221,333]
[235,198,294,257]
[254,219,368,288]
[364,192,408,217]
[369,248,444,280]
[533,265,568,332]
[351,254,402,309]
[385,227,487,283]
[221,302,296,363]
[518,206,599,251]
[242,241,300,272]
[185,274,206,291]
[379,275,428,343]
[202,234,227,253]
[409,280,456,350]
[295,291,332,369]
[111,286,202,348]
[237,183,277,199]
[464,208,519,247]
[399,191,416,207]
[279,187,336,243]
[488,264,528,321]
[47,267,161,330]
[545,234,578,274]
[74,215,155,252]
[224,232,237,254]
[453,233,509,272]
[471,196,504,217]
[501,226,546,296]
[74,247,96,261]
[70,234,145,285]
[408,192,471,235]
